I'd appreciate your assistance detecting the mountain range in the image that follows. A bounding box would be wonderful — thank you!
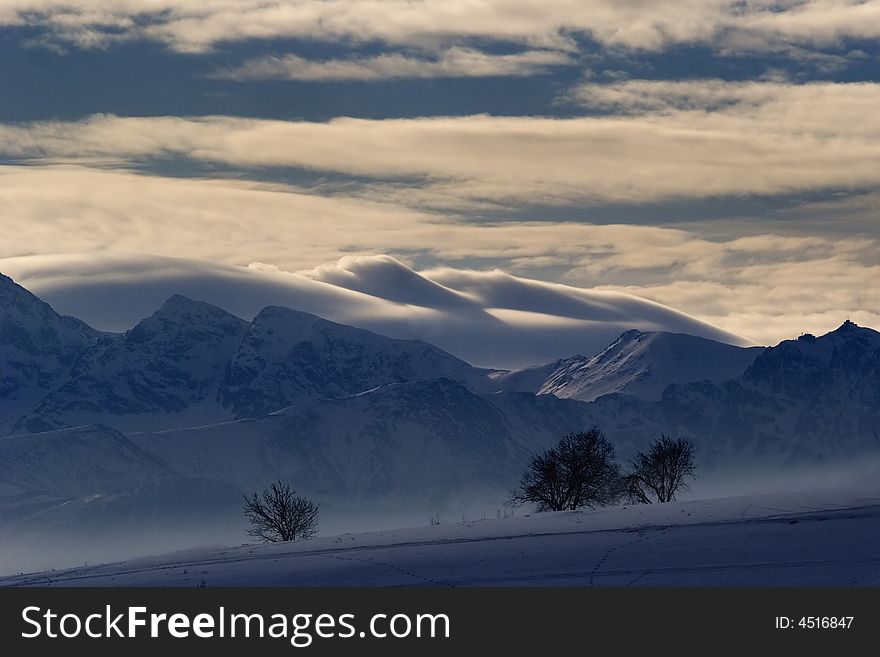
[1,272,877,534]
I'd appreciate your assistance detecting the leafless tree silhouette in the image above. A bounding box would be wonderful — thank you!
[242,480,318,542]
[510,427,621,511]
[626,435,697,504]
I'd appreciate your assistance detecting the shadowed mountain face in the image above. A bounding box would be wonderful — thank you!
[218,305,486,419]
[0,274,102,434]
[14,295,250,433]
[3,277,492,434]
[131,379,598,504]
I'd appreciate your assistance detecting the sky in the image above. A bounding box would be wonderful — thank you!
[1,0,878,354]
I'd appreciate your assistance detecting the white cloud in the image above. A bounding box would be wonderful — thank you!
[0,164,875,352]
[0,164,442,269]
[570,78,788,112]
[0,164,724,269]
[738,0,880,47]
[568,236,880,346]
[6,1,880,56]
[211,47,575,81]
[0,1,726,52]
[3,80,880,206]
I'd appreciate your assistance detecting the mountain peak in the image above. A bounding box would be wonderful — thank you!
[832,319,861,335]
[250,305,325,338]
[124,295,248,345]
[162,293,197,306]
[221,303,480,418]
[610,328,646,347]
[159,294,218,313]
[815,320,878,345]
[532,329,761,402]
[767,322,878,358]
[0,273,100,419]
[0,271,99,338]
[150,295,246,323]
[742,319,879,396]
[255,305,314,321]
[0,271,42,305]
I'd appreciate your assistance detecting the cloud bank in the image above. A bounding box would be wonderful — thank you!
[1,165,875,347]
[4,80,880,205]
[0,252,746,370]
[6,1,880,55]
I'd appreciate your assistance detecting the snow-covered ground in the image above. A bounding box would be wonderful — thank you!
[3,484,878,587]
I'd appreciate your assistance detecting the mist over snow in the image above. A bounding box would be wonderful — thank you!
[3,471,878,585]
[0,252,747,369]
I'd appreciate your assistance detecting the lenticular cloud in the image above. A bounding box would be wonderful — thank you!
[0,252,747,369]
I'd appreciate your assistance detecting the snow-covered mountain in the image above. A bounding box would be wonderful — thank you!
[493,330,763,402]
[580,321,880,468]
[1,271,768,446]
[219,306,489,419]
[3,282,494,434]
[0,274,102,434]
[14,296,250,433]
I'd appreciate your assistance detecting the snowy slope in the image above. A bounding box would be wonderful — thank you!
[3,484,877,586]
[487,357,576,394]
[494,330,762,402]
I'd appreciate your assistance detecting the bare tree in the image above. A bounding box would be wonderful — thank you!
[510,427,621,511]
[626,435,697,504]
[242,480,319,542]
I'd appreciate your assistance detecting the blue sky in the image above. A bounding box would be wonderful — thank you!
[1,1,878,346]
